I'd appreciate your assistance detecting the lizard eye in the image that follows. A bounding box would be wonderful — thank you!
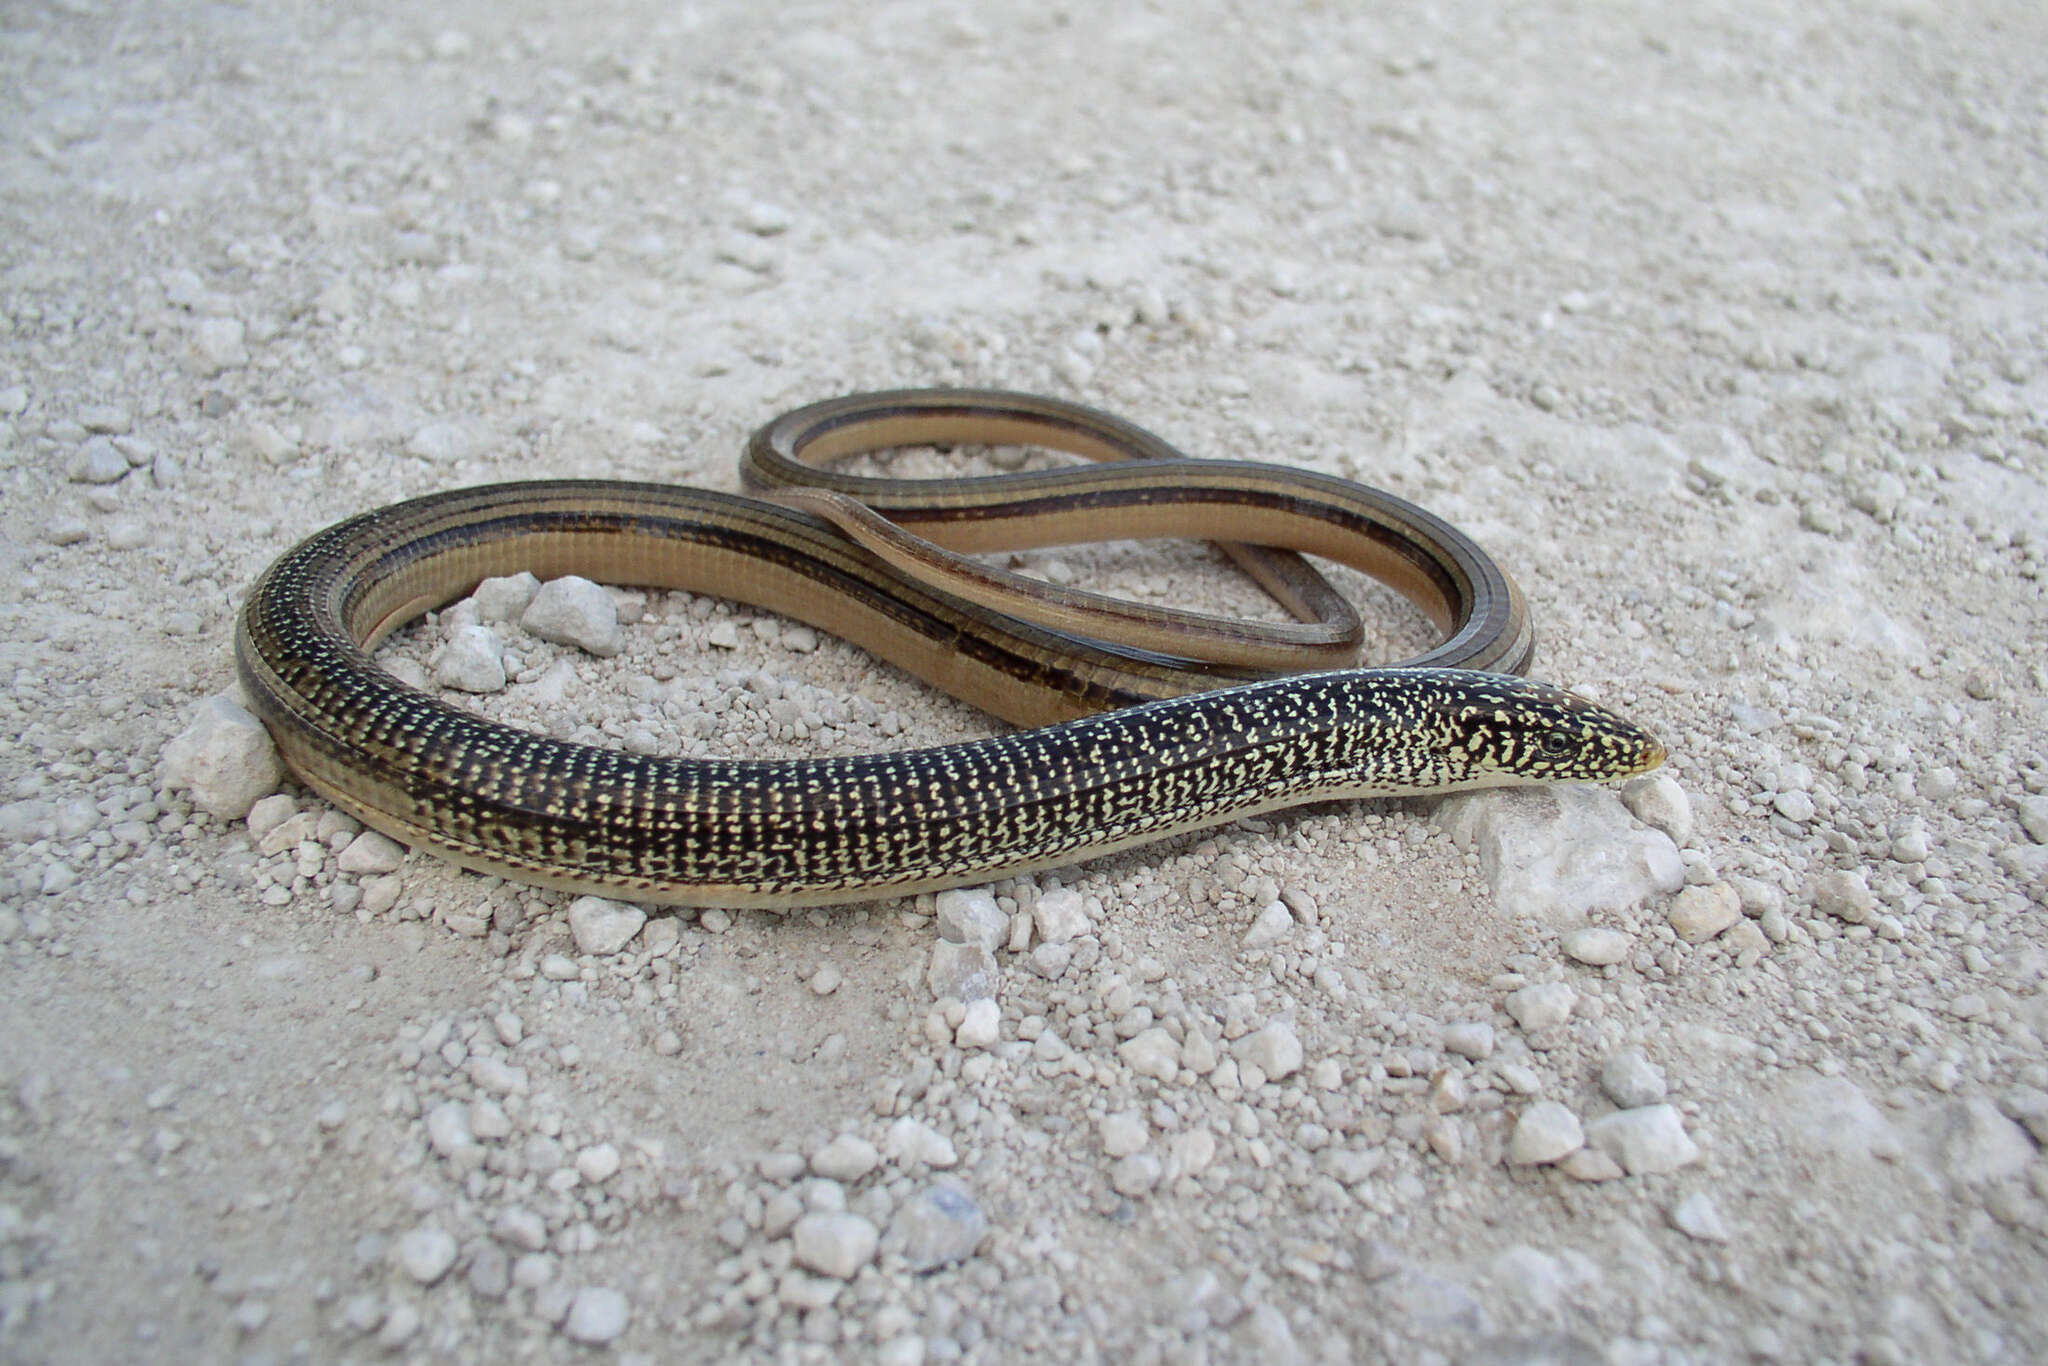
[1538,730,1577,759]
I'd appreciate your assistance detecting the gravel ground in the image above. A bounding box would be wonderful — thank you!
[4,1,2048,1362]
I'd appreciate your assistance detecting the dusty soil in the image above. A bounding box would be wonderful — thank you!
[3,1,2046,1362]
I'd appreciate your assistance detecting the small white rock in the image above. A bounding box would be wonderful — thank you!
[884,1117,958,1169]
[1110,1151,1163,1197]
[811,1133,881,1182]
[425,1101,474,1156]
[1118,1027,1181,1082]
[2017,795,2048,845]
[394,1225,458,1284]
[576,1142,622,1183]
[568,896,646,955]
[1031,889,1091,943]
[522,576,625,656]
[493,1206,549,1252]
[791,1211,879,1279]
[1599,1050,1668,1109]
[954,998,1000,1049]
[1773,790,1816,823]
[1813,869,1875,924]
[562,1286,631,1344]
[890,1181,986,1271]
[1506,1101,1585,1165]
[935,888,1008,951]
[1505,982,1578,1031]
[434,624,506,693]
[473,572,541,622]
[337,830,406,875]
[1622,773,1693,845]
[1666,882,1741,944]
[928,940,997,1002]
[1669,1191,1731,1243]
[1100,1111,1149,1157]
[1584,1104,1700,1175]
[1233,1021,1304,1081]
[161,696,284,819]
[1560,927,1632,966]
[245,794,298,841]
[1241,899,1295,949]
[1442,1022,1495,1061]
[68,437,129,484]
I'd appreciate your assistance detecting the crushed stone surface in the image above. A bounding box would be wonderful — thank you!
[2,1,2047,1362]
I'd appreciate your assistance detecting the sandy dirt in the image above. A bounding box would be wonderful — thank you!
[3,1,2047,1362]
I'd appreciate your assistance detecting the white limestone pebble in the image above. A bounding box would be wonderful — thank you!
[1442,1022,1495,1061]
[1505,982,1577,1031]
[928,941,997,1001]
[2000,1089,2048,1146]
[162,696,285,819]
[1506,1101,1584,1165]
[576,1142,621,1183]
[739,201,793,235]
[890,1181,987,1271]
[954,997,1000,1048]
[337,831,405,875]
[1560,927,1631,966]
[1233,1021,1304,1081]
[394,1225,458,1284]
[1669,1191,1731,1243]
[245,793,297,841]
[1584,1104,1700,1175]
[376,1302,420,1350]
[568,896,645,955]
[1622,773,1694,845]
[1813,869,1875,923]
[1241,899,1295,949]
[1771,790,1816,823]
[1600,1051,1668,1109]
[1666,882,1741,943]
[811,1133,881,1182]
[473,572,541,623]
[425,1101,475,1157]
[521,576,625,656]
[1031,889,1092,943]
[885,1117,959,1169]
[1118,1027,1181,1082]
[434,624,506,693]
[1110,1152,1163,1197]
[68,437,129,484]
[361,875,404,918]
[494,1206,548,1251]
[561,892,638,958]
[1100,1110,1149,1157]
[2016,795,2048,845]
[791,1211,879,1278]
[1435,786,1684,924]
[230,1298,270,1335]
[935,888,1008,951]
[562,1286,631,1344]
[1561,1147,1626,1183]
